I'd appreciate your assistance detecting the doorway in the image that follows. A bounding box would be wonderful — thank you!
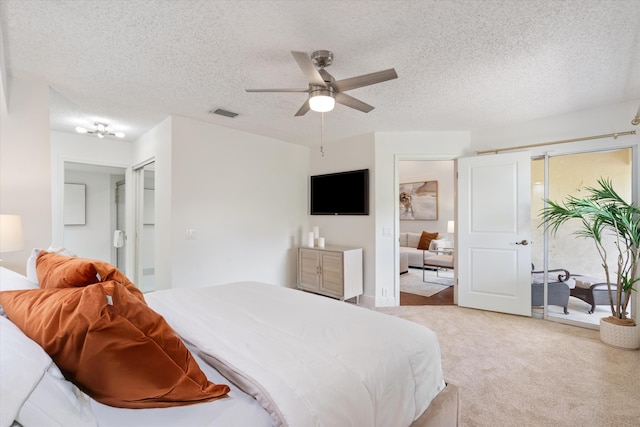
[398,159,456,306]
[63,162,126,266]
[532,148,634,327]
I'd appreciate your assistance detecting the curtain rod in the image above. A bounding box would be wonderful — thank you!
[476,130,637,155]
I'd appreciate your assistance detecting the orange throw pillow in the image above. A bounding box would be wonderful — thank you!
[417,231,439,250]
[36,251,145,302]
[0,282,230,408]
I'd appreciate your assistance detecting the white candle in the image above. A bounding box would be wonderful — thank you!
[307,231,315,247]
[318,237,325,248]
[313,226,320,239]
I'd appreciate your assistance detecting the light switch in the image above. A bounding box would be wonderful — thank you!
[185,229,196,240]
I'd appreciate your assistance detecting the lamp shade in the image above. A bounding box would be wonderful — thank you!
[447,220,455,234]
[309,89,335,112]
[0,215,24,253]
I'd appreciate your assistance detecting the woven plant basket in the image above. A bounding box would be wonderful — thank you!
[599,317,640,350]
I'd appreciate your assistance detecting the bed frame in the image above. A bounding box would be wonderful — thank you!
[412,382,460,427]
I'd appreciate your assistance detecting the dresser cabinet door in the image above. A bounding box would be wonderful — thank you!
[319,252,344,297]
[299,249,320,291]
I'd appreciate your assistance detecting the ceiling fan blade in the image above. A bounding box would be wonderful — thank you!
[291,51,327,88]
[334,92,374,113]
[332,68,398,92]
[245,88,309,93]
[294,100,310,117]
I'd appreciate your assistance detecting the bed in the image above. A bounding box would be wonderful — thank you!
[0,253,459,427]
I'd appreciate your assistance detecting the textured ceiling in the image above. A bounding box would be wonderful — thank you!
[1,0,639,146]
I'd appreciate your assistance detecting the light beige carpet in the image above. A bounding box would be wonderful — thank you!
[376,305,640,427]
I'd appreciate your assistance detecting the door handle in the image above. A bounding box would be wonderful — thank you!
[515,240,529,246]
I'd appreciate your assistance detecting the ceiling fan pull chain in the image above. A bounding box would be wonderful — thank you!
[320,111,325,157]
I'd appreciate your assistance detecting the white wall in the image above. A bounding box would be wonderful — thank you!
[309,133,376,301]
[169,116,310,288]
[399,160,455,236]
[50,131,132,248]
[471,99,640,153]
[0,78,51,274]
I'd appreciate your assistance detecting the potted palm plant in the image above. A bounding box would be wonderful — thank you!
[540,178,639,349]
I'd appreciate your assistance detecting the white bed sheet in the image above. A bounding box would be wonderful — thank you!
[145,282,445,427]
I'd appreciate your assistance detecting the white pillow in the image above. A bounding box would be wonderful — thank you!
[0,316,97,427]
[25,248,43,284]
[0,267,38,291]
[16,364,97,427]
[0,316,52,427]
[429,239,452,251]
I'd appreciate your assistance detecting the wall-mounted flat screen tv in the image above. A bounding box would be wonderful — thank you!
[310,169,369,215]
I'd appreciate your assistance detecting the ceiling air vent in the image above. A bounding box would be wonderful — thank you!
[210,108,238,118]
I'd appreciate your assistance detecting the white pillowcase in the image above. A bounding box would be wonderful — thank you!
[0,315,52,427]
[0,316,97,427]
[25,248,43,284]
[16,364,97,427]
[0,267,39,292]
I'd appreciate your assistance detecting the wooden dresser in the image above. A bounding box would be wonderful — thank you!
[298,246,363,300]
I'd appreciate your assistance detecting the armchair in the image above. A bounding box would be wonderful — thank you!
[570,276,627,314]
[531,266,571,314]
[422,249,454,283]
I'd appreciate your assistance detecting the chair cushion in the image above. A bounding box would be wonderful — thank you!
[574,276,611,289]
[532,272,576,289]
[424,254,453,268]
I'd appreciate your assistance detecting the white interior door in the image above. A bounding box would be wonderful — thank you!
[457,152,532,316]
[133,161,155,293]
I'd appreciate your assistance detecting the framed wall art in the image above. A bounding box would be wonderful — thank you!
[64,183,86,225]
[399,180,438,220]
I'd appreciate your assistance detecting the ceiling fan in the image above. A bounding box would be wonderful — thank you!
[246,50,398,116]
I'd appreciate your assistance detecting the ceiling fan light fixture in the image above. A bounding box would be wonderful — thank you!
[74,122,126,139]
[309,89,335,113]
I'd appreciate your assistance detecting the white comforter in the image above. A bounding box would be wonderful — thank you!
[145,282,445,427]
